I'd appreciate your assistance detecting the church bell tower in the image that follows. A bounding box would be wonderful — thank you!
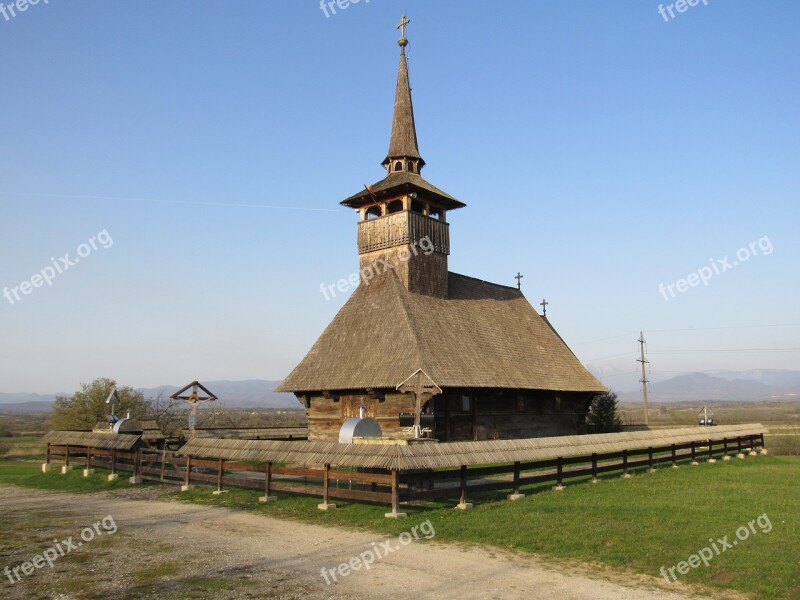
[340,16,465,299]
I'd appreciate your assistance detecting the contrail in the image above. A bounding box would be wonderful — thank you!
[3,192,339,212]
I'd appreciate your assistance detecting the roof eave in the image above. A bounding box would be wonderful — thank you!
[340,181,466,211]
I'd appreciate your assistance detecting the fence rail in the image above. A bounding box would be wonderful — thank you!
[43,432,765,516]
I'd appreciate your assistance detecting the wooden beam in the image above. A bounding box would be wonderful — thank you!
[555,456,565,489]
[622,449,630,477]
[212,458,228,495]
[507,460,525,500]
[318,464,336,510]
[455,465,472,509]
[384,469,406,518]
[181,455,192,491]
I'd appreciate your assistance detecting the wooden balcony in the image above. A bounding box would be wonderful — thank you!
[357,210,450,255]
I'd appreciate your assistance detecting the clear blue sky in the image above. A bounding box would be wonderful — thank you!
[1,1,798,394]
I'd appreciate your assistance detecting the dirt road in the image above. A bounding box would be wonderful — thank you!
[0,486,725,599]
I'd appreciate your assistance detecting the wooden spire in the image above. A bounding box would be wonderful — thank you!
[383,16,424,170]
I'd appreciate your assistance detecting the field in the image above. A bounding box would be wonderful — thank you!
[1,403,798,598]
[1,453,798,599]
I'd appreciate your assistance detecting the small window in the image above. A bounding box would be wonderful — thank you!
[365,206,381,220]
[428,207,441,220]
[394,161,403,172]
[411,200,425,214]
[408,162,415,173]
[461,394,471,412]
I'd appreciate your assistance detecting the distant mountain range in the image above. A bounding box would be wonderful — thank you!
[0,380,300,413]
[2,371,799,413]
[612,369,800,403]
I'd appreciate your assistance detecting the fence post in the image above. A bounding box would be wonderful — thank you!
[42,443,51,473]
[456,465,472,509]
[160,449,167,482]
[108,448,119,481]
[748,435,759,456]
[648,447,655,472]
[181,455,192,491]
[129,447,142,484]
[737,437,745,460]
[508,461,524,500]
[691,441,699,465]
[213,458,228,495]
[260,461,276,503]
[385,469,407,518]
[83,447,95,477]
[555,457,566,489]
[707,439,717,463]
[671,444,678,469]
[61,445,73,474]
[759,433,767,454]
[591,453,599,483]
[318,464,336,510]
[622,450,631,478]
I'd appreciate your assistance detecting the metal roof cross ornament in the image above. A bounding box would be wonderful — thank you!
[397,15,410,39]
[515,272,523,290]
[540,298,549,317]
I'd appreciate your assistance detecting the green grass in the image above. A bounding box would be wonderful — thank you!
[0,435,45,459]
[764,434,800,456]
[2,456,798,599]
[0,460,134,492]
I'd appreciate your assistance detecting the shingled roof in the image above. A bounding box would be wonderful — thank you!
[340,171,465,210]
[277,270,604,394]
[384,50,422,166]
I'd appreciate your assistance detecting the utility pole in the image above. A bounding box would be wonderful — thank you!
[638,331,650,427]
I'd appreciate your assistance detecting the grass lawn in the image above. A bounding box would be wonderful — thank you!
[1,456,798,599]
[0,435,45,459]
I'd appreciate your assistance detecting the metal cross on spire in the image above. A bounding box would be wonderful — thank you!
[540,298,549,316]
[397,15,410,38]
[397,15,410,51]
[515,272,523,290]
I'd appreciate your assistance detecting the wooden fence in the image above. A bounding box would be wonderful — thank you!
[43,432,765,516]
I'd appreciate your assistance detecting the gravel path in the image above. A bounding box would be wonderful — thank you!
[0,486,727,599]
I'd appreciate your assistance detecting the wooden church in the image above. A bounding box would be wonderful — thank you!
[277,19,605,442]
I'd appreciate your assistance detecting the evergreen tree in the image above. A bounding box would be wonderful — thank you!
[586,391,623,433]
